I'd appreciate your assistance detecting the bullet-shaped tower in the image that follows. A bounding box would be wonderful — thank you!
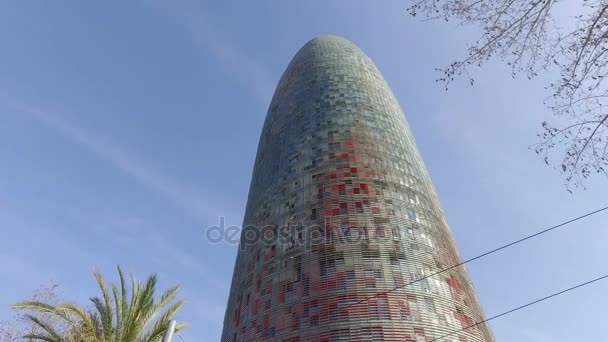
[222,35,493,342]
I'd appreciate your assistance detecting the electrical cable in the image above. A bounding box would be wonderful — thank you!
[430,273,608,341]
[343,205,608,309]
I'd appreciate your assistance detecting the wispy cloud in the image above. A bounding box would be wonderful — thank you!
[92,215,229,292]
[11,103,221,222]
[163,1,276,105]
[0,202,97,293]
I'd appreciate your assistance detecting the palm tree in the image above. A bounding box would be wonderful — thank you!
[12,266,187,342]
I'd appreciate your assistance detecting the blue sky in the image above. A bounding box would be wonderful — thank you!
[1,1,607,341]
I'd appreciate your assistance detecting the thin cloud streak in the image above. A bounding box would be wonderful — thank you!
[12,103,220,221]
[93,218,228,292]
[171,3,276,105]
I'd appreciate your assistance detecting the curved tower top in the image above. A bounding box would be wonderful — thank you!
[222,35,493,342]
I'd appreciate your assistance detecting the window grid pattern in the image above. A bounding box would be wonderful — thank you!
[221,35,494,342]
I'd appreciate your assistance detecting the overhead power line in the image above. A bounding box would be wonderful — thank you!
[430,273,608,341]
[343,205,608,309]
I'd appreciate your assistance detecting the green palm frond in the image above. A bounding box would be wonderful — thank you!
[55,303,97,336]
[140,300,185,342]
[111,283,123,340]
[12,265,187,342]
[12,301,74,324]
[141,285,180,332]
[93,270,114,340]
[22,313,63,342]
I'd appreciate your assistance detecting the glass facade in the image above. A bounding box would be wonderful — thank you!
[221,35,493,342]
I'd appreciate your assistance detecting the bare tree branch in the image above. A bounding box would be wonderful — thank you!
[408,0,608,189]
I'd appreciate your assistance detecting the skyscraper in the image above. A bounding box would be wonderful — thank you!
[222,35,493,342]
